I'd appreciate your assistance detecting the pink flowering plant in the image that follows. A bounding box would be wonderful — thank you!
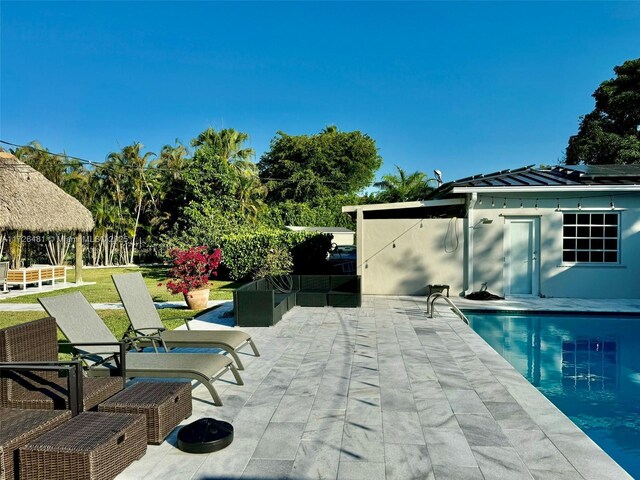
[165,246,222,295]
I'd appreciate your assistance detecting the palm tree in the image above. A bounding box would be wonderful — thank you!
[236,169,267,221]
[120,143,156,264]
[191,127,255,165]
[373,165,436,203]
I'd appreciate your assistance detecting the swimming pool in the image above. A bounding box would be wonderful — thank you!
[465,311,640,479]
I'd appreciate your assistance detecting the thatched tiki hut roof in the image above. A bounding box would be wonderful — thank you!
[0,150,94,232]
[0,149,94,281]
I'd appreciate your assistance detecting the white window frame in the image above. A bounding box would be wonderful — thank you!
[562,211,620,265]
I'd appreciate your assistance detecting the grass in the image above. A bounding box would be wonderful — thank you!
[0,265,244,304]
[0,266,246,340]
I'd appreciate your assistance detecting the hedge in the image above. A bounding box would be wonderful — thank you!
[218,229,332,280]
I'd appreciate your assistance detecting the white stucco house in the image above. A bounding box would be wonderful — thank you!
[343,164,640,299]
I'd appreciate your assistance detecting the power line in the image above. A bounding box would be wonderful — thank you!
[0,139,346,184]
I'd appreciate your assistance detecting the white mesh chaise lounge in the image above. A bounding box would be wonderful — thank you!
[112,272,260,370]
[38,291,243,406]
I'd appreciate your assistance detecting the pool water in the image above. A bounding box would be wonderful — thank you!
[466,312,640,478]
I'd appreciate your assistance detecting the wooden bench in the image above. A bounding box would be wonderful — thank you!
[7,265,67,290]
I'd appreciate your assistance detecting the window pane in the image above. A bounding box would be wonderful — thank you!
[577,251,589,262]
[592,213,604,225]
[605,214,618,225]
[577,214,590,225]
[564,214,576,225]
[591,251,603,262]
[604,251,618,262]
[578,226,590,237]
[591,226,603,237]
[564,251,576,262]
[605,226,618,238]
[605,239,617,250]
[563,239,576,249]
[591,239,603,250]
[577,239,589,249]
[564,226,576,237]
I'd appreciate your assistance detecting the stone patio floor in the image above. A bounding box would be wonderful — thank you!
[115,296,633,480]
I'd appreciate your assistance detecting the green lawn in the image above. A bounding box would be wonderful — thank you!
[0,266,245,339]
[0,266,243,304]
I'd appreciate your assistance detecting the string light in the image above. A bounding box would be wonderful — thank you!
[491,197,495,207]
[556,198,561,211]
[502,199,507,209]
[519,199,523,208]
[534,198,539,209]
[578,198,582,210]
[610,195,615,210]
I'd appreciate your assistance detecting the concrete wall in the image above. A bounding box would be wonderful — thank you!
[356,192,640,298]
[359,217,464,295]
[472,193,640,299]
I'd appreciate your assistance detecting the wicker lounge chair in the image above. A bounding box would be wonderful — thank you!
[112,272,259,370]
[0,317,123,414]
[39,292,243,406]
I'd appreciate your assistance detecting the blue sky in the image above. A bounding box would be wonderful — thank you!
[1,1,639,186]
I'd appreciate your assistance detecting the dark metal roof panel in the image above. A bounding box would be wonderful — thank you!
[446,165,640,190]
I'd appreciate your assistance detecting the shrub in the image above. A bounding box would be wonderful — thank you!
[166,246,222,294]
[219,228,332,280]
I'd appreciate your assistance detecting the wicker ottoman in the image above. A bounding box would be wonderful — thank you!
[0,408,72,480]
[98,381,192,444]
[19,412,147,480]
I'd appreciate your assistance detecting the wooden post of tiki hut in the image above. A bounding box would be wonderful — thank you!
[0,149,94,284]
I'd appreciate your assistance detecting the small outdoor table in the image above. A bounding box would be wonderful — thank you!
[427,284,450,297]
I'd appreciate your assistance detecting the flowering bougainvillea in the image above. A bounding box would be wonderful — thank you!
[165,246,222,295]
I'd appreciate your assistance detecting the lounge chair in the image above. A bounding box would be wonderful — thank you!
[112,272,260,370]
[0,261,8,292]
[39,292,244,406]
[0,317,123,414]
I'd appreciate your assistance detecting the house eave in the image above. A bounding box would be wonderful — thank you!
[452,185,640,194]
[342,197,465,214]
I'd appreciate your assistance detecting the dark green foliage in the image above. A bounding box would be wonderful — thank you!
[566,58,640,165]
[259,126,382,202]
[372,165,436,202]
[290,234,334,275]
[264,197,356,230]
[217,229,332,280]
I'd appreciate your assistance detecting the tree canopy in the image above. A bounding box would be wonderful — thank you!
[566,58,640,165]
[373,165,436,203]
[258,126,382,203]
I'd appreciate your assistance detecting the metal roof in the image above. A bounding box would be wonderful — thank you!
[431,165,640,197]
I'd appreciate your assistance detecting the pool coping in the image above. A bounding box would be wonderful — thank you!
[442,296,634,479]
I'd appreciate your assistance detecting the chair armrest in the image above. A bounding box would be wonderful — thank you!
[157,316,195,330]
[59,341,127,381]
[0,361,84,416]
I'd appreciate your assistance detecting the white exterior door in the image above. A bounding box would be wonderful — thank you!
[504,217,539,296]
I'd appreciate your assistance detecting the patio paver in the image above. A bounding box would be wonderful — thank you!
[113,296,633,479]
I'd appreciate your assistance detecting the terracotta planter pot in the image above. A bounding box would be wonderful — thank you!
[184,288,210,310]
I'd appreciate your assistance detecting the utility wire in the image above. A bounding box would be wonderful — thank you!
[0,139,346,184]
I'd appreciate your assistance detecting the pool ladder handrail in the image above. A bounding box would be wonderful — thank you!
[427,292,470,325]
